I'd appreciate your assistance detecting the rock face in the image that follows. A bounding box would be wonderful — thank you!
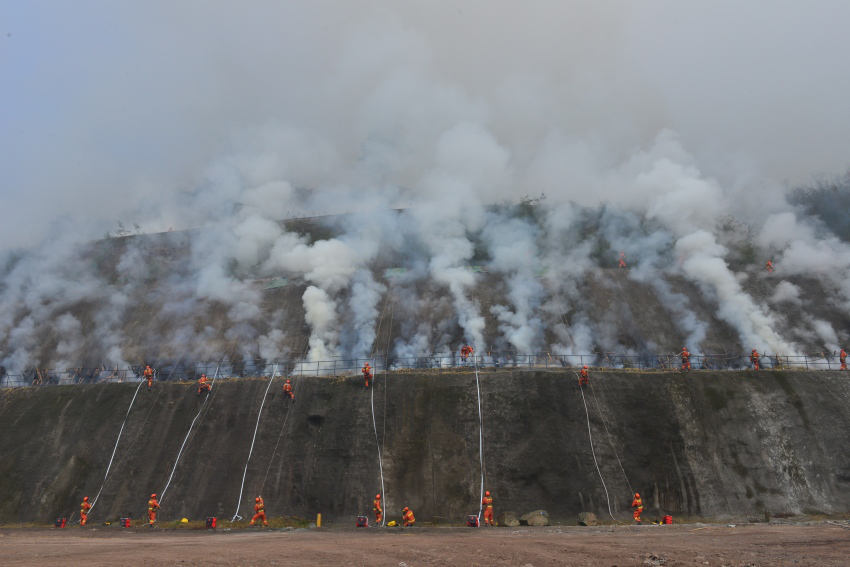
[498,511,520,527]
[521,510,550,526]
[578,512,597,526]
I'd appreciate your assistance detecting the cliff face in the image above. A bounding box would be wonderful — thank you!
[2,369,850,524]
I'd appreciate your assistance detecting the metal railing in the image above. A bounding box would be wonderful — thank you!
[0,351,845,388]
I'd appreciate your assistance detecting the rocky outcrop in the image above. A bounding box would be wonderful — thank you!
[521,510,550,526]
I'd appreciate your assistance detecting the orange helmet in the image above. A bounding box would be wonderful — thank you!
[752,349,757,352]
[634,493,640,498]
[83,496,89,501]
[286,379,291,383]
[485,491,490,496]
[376,494,381,499]
[403,507,409,511]
[583,365,588,369]
[151,494,156,498]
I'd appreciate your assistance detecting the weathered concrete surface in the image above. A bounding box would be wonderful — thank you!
[2,370,850,525]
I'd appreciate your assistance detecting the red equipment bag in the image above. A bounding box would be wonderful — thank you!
[206,517,217,528]
[663,515,673,524]
[467,515,479,527]
[120,517,131,528]
[356,516,369,527]
[54,518,67,528]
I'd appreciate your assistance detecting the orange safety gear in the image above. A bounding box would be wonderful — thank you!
[841,349,847,371]
[681,348,691,371]
[619,251,627,268]
[148,496,160,525]
[632,494,644,524]
[282,380,294,401]
[250,496,267,526]
[750,350,760,370]
[197,374,211,395]
[374,495,383,523]
[80,497,92,527]
[402,507,415,526]
[144,366,153,388]
[362,364,373,388]
[766,259,774,273]
[579,367,589,386]
[482,493,494,525]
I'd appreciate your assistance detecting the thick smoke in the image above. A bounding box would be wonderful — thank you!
[2,5,850,375]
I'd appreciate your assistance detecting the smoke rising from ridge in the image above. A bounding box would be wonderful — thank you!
[2,2,850,373]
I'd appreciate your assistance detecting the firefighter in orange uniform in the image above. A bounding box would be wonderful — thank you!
[766,259,774,273]
[840,349,847,371]
[579,365,589,387]
[482,491,494,526]
[373,494,383,524]
[750,349,760,370]
[282,378,295,402]
[681,347,691,371]
[148,494,160,525]
[460,345,473,362]
[402,506,415,527]
[144,365,154,389]
[619,251,627,268]
[80,496,91,527]
[362,363,373,388]
[250,496,268,526]
[632,492,643,524]
[197,374,211,396]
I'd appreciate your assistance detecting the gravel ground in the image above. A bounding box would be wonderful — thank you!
[2,523,849,566]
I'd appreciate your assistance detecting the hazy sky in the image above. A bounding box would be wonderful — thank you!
[2,0,849,249]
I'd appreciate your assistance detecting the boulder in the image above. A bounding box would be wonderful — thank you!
[520,510,549,526]
[577,512,597,526]
[497,511,520,527]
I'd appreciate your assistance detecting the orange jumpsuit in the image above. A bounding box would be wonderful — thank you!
[362,364,372,388]
[251,499,268,526]
[766,260,774,273]
[841,350,847,371]
[619,252,627,268]
[681,349,691,371]
[579,368,589,387]
[80,500,91,526]
[403,508,415,527]
[197,375,210,395]
[482,495,494,525]
[283,381,294,401]
[373,497,383,523]
[148,497,160,525]
[144,366,153,388]
[632,496,643,523]
[460,346,470,361]
[750,350,760,370]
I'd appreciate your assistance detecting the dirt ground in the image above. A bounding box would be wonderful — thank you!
[1,523,849,566]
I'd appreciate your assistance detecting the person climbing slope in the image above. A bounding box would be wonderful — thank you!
[362,363,372,388]
[579,365,589,387]
[282,378,295,402]
[197,374,211,396]
[144,365,154,389]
